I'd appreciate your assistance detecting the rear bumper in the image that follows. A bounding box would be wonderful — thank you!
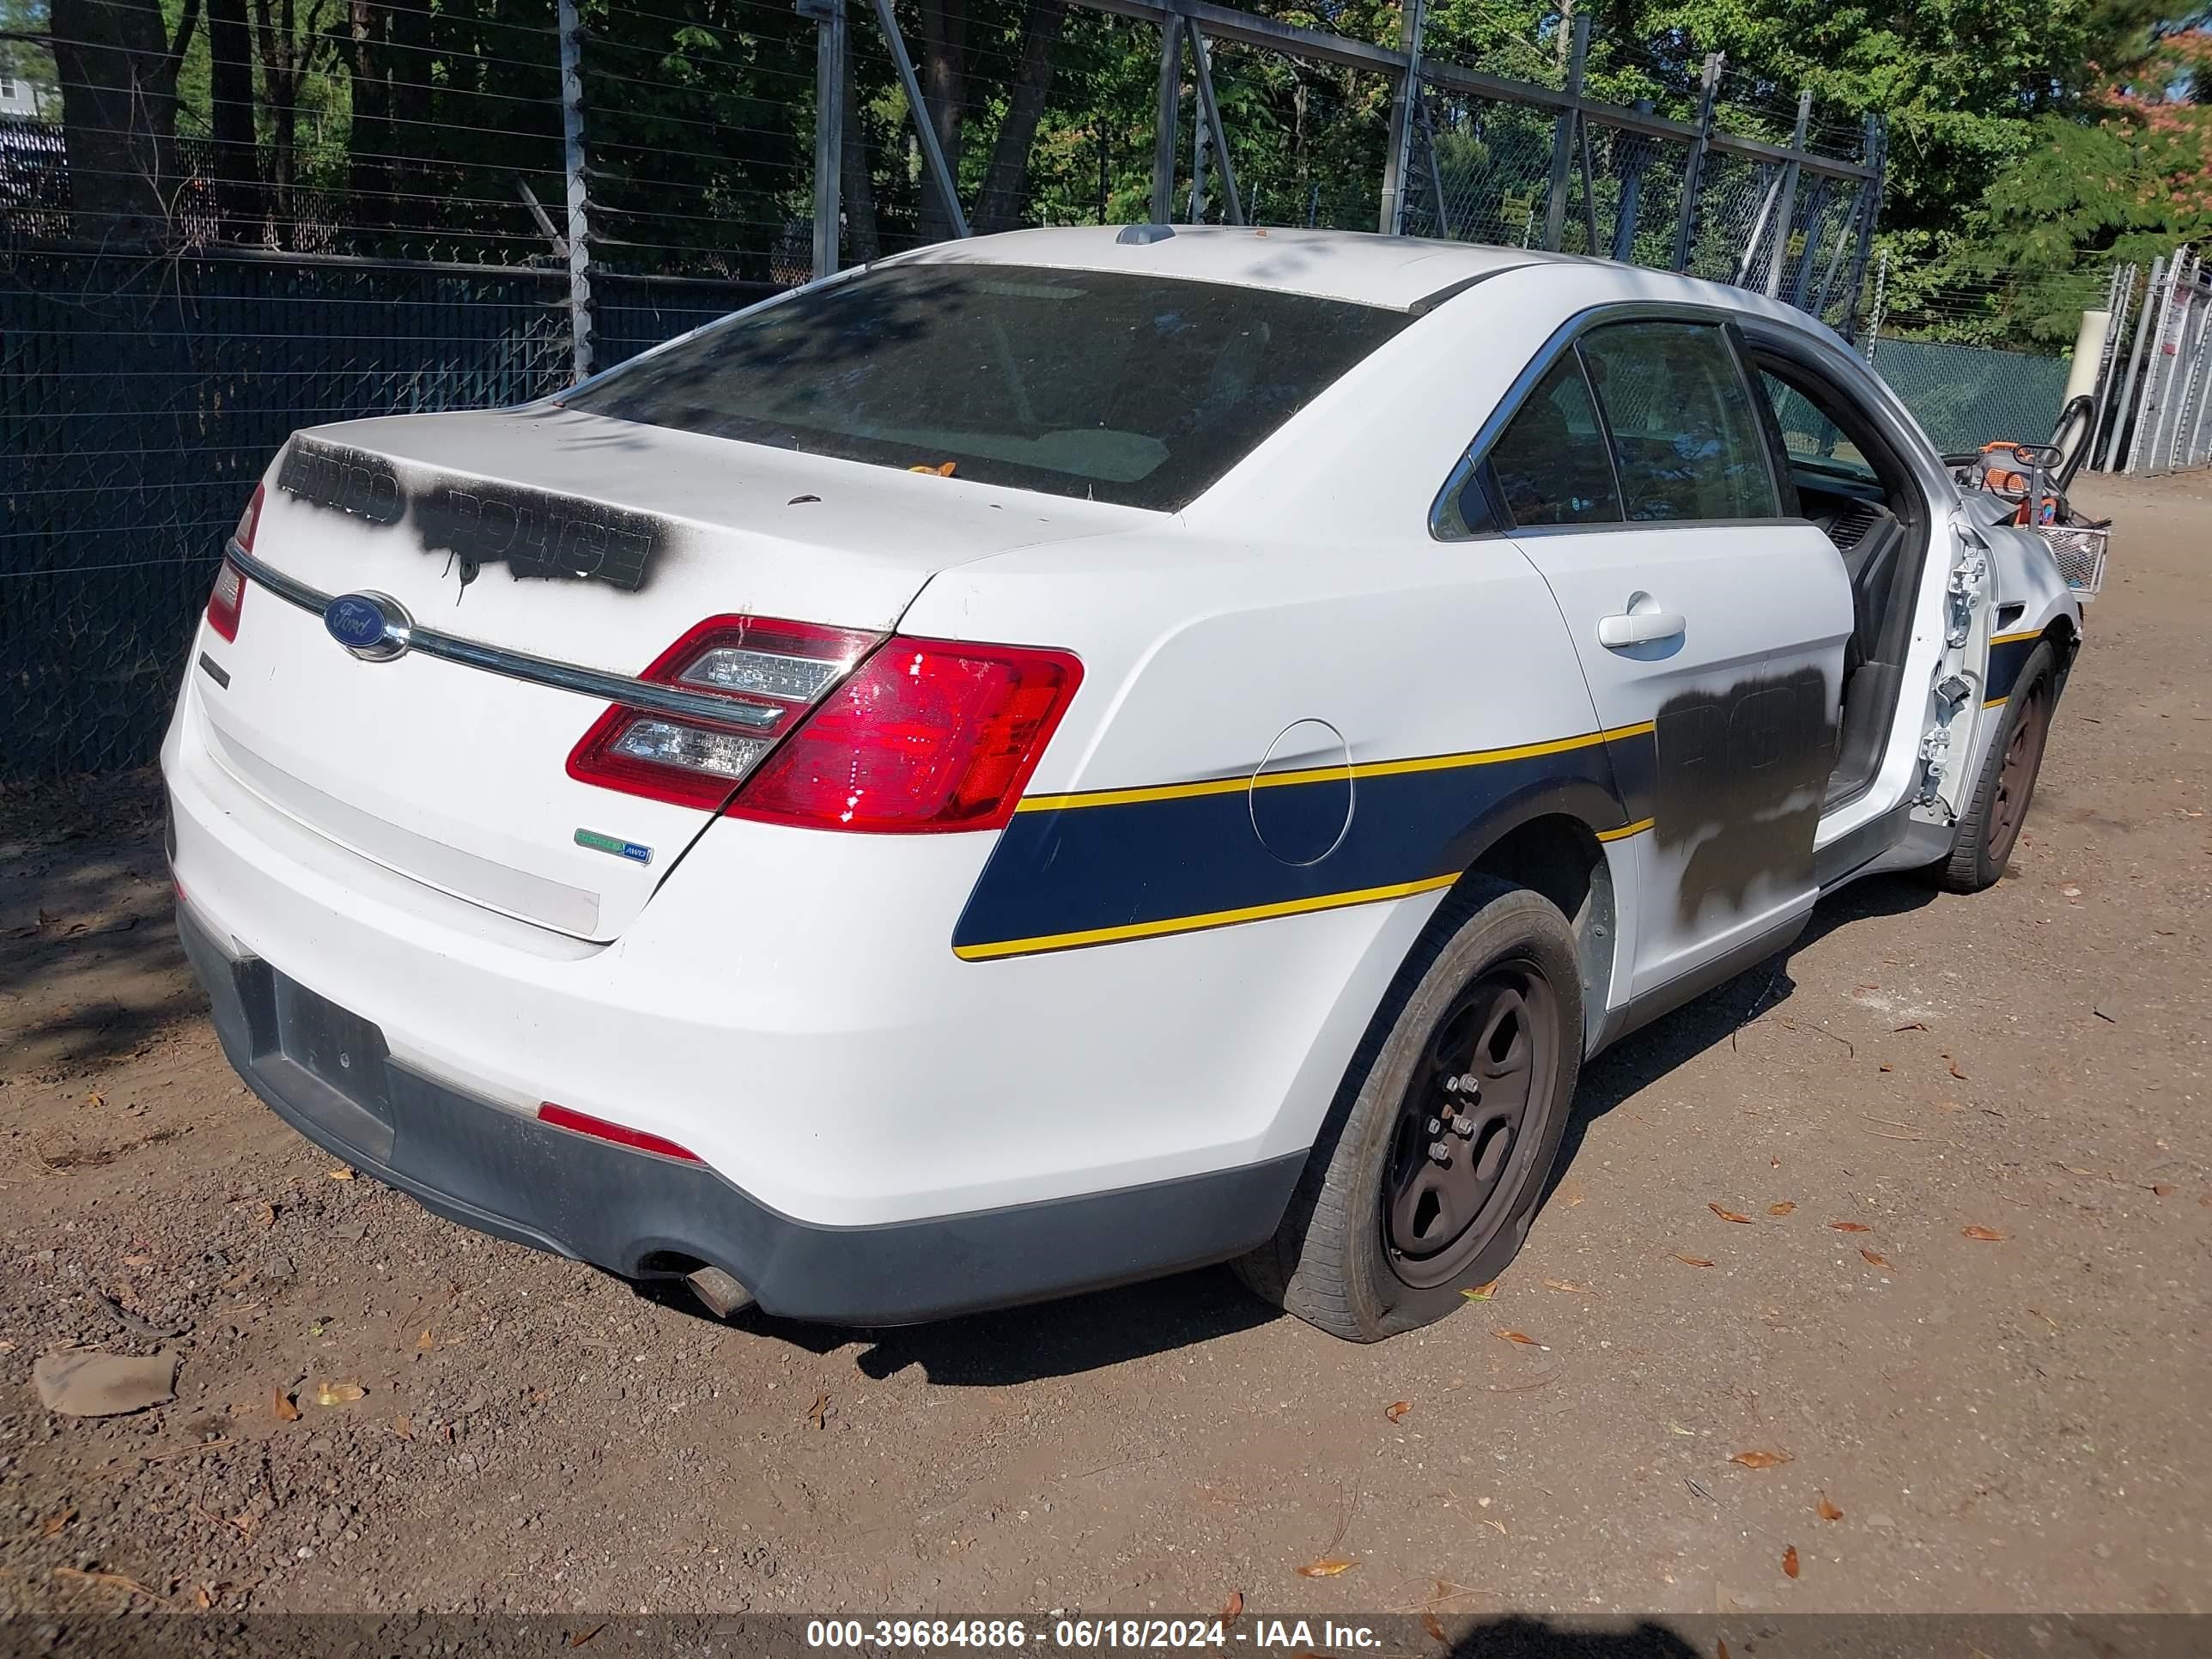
[178,902,1302,1324]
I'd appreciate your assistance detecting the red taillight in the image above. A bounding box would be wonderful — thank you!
[206,556,246,641]
[727,637,1082,832]
[206,483,262,642]
[538,1102,702,1163]
[234,481,265,554]
[566,615,884,810]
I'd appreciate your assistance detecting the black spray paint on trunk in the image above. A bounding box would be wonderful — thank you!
[274,436,665,593]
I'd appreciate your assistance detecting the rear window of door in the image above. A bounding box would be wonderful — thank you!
[561,264,1412,511]
[1484,353,1622,528]
[1577,322,1781,522]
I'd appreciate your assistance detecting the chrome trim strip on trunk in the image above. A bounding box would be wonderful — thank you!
[224,542,785,731]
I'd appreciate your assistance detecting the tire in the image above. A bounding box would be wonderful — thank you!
[1932,640,2057,893]
[1235,876,1583,1342]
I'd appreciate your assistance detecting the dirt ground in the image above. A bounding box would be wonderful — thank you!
[2,473,2207,1626]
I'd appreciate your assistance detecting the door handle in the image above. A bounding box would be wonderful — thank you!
[1597,609,1686,648]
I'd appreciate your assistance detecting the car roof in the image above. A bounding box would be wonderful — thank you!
[886,224,1578,312]
[882,224,1849,325]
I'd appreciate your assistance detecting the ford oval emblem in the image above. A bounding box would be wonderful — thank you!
[324,592,409,661]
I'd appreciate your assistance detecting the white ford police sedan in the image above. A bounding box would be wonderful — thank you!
[165,226,2081,1341]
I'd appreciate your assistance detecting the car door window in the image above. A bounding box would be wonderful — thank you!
[1485,353,1621,528]
[1759,370,1881,488]
[1578,323,1780,522]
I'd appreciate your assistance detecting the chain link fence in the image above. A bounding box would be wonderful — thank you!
[5,0,1886,781]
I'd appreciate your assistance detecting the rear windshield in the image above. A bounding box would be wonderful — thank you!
[562,264,1411,511]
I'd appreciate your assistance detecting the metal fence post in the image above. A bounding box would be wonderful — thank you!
[867,0,969,238]
[556,0,594,382]
[2184,282,2212,469]
[1187,23,1244,225]
[2085,263,2131,471]
[1378,0,1430,234]
[1149,14,1184,223]
[1759,89,1810,296]
[2124,252,2186,473]
[1670,53,1721,272]
[1863,246,1888,362]
[1542,12,1591,253]
[2151,254,2208,474]
[2106,256,2161,471]
[1832,115,1884,340]
[800,0,846,280]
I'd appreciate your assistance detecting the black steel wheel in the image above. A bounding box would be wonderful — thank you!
[1234,876,1583,1342]
[1382,963,1560,1289]
[1934,638,2061,893]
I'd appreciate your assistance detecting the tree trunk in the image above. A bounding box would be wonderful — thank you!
[48,0,188,245]
[974,0,1065,234]
[915,0,966,240]
[251,0,314,246]
[210,0,260,239]
[841,33,881,264]
[384,0,430,232]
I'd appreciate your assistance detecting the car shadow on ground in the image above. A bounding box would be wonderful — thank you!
[1547,870,1939,1203]
[641,874,1942,1386]
[1445,1620,1703,1658]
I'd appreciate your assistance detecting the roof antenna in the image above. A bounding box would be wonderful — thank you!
[1116,223,1176,246]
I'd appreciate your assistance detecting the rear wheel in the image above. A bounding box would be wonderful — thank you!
[1235,877,1582,1342]
[1934,640,2057,893]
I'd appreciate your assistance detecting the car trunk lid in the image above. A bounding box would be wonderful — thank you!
[196,405,1130,940]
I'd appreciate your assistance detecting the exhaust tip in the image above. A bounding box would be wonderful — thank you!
[684,1265,755,1320]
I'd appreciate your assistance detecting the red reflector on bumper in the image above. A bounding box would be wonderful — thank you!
[537,1102,702,1163]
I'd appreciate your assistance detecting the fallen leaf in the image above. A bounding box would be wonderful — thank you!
[416,1330,435,1352]
[1766,1201,1796,1217]
[1729,1450,1794,1470]
[1709,1203,1753,1224]
[1719,1643,1732,1659]
[1220,1590,1244,1621]
[88,1091,106,1108]
[1422,1610,1447,1643]
[1461,1280,1498,1301]
[1963,1225,2008,1242]
[392,1413,413,1441]
[1493,1330,1543,1346]
[806,1391,831,1429]
[1861,1249,1893,1269]
[1948,1061,1969,1081]
[2151,1184,2174,1197]
[1818,1494,1844,1522]
[326,1167,356,1181]
[1384,1401,1413,1424]
[192,1586,214,1610]
[1667,1421,1696,1436]
[568,1626,605,1649]
[1296,1557,1358,1577]
[1828,1221,1874,1233]
[1540,1279,1589,1293]
[1673,1255,1716,1268]
[1892,1020,1928,1032]
[40,1508,75,1537]
[1782,1545,1801,1579]
[270,1386,300,1423]
[312,1380,366,1407]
